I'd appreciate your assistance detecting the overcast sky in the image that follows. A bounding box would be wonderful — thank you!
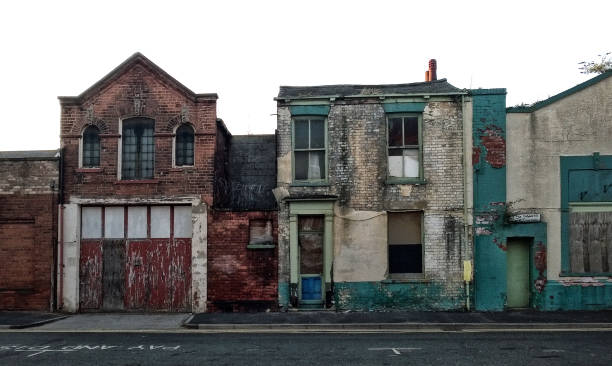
[0,0,609,151]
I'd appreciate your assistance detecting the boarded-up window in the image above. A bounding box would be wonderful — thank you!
[82,207,102,239]
[249,219,273,245]
[104,207,124,238]
[388,212,422,274]
[569,210,612,273]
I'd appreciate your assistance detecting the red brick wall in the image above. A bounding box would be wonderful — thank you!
[207,211,278,312]
[0,193,57,310]
[60,60,217,205]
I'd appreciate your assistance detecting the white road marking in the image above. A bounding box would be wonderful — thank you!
[368,347,422,355]
[542,349,565,353]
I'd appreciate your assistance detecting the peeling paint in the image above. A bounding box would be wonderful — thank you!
[472,146,481,165]
[480,126,506,168]
[560,278,605,287]
[475,227,492,236]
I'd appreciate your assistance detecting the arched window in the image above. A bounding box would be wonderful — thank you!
[175,124,194,166]
[82,125,100,167]
[122,117,155,180]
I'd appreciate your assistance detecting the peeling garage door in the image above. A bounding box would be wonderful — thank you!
[79,205,192,312]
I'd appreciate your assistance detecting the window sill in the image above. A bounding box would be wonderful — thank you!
[114,179,160,185]
[247,244,276,250]
[75,168,103,173]
[170,166,195,172]
[290,181,329,187]
[386,177,427,185]
[382,275,428,283]
[559,272,612,277]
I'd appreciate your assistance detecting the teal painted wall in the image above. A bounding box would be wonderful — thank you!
[334,282,466,311]
[473,90,612,311]
[471,89,510,311]
[278,281,290,309]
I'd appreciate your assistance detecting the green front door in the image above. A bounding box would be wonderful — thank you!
[506,238,530,308]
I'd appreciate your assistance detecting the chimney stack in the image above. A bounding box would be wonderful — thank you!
[425,59,437,82]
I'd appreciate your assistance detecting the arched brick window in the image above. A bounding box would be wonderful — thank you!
[175,124,194,166]
[122,117,155,180]
[82,125,100,167]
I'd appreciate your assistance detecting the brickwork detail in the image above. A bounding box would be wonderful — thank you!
[207,211,278,312]
[0,159,58,310]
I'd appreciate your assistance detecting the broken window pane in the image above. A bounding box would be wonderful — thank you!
[403,149,419,177]
[403,117,418,145]
[249,219,273,245]
[294,120,309,149]
[388,149,403,177]
[310,119,325,148]
[388,117,403,147]
[295,151,309,180]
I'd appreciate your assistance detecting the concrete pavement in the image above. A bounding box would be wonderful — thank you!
[2,310,611,332]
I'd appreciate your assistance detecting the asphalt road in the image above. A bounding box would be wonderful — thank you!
[0,331,611,365]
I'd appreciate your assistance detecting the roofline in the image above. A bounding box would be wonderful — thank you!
[0,149,60,161]
[216,118,231,138]
[58,52,218,105]
[274,91,468,101]
[507,71,612,113]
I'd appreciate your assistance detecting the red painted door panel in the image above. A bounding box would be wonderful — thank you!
[79,240,103,310]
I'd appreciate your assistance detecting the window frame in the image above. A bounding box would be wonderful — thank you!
[173,123,195,168]
[119,117,155,181]
[247,219,276,249]
[291,116,328,185]
[387,211,424,279]
[385,113,425,184]
[80,125,101,168]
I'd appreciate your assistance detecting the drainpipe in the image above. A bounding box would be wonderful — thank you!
[58,147,64,311]
[461,94,471,311]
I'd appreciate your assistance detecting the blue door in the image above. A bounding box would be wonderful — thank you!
[301,276,322,300]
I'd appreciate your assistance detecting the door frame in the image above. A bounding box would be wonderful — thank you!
[288,200,334,307]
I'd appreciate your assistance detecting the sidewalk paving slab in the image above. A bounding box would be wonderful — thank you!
[34,313,191,331]
[0,311,67,329]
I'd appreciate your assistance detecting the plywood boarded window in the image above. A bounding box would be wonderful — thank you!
[388,211,423,274]
[249,219,273,245]
[569,210,612,273]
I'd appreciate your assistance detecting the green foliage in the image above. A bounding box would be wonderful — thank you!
[579,52,612,74]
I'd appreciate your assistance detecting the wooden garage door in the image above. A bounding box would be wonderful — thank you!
[79,205,192,312]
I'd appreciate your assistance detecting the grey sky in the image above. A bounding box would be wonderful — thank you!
[0,0,608,150]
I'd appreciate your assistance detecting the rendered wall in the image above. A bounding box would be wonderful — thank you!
[506,74,612,310]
